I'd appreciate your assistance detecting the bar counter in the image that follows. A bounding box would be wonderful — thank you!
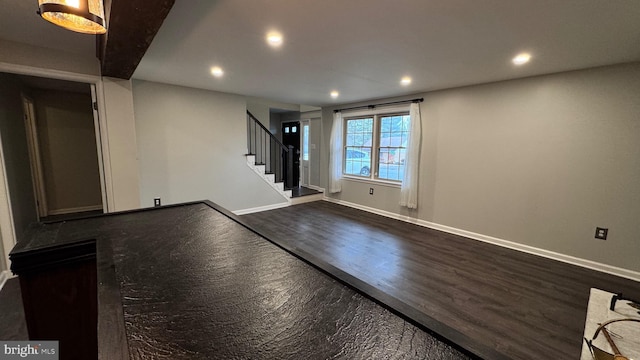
[10,201,471,359]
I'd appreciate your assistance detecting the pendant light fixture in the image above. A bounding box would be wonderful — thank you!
[37,0,107,35]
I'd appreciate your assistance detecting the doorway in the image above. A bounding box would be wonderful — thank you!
[19,75,105,220]
[0,70,110,270]
[282,121,300,188]
[26,88,102,218]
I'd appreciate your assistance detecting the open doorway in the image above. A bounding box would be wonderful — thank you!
[281,121,300,189]
[20,76,104,221]
[0,70,110,270]
[269,108,323,198]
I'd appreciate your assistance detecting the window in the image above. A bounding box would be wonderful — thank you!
[343,112,409,182]
[344,118,373,176]
[302,124,309,161]
[378,114,409,181]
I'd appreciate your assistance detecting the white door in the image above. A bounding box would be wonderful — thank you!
[300,120,310,186]
[22,96,48,218]
[91,84,109,213]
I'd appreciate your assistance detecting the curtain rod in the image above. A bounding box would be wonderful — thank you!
[333,98,423,113]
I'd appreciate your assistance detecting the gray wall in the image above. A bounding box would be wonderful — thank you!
[0,73,37,241]
[33,90,102,212]
[280,112,301,123]
[247,98,300,131]
[247,102,270,129]
[0,39,100,76]
[322,63,640,272]
[132,80,287,211]
[269,112,281,138]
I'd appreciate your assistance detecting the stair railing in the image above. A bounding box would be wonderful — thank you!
[246,111,292,187]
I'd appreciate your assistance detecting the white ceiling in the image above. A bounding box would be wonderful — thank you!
[2,1,640,108]
[133,0,640,107]
[0,0,95,56]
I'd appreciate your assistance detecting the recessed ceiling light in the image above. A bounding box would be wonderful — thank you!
[330,91,339,98]
[210,66,224,77]
[400,76,412,86]
[266,32,283,47]
[512,53,531,65]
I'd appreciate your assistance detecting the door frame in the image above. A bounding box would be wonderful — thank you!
[0,131,16,272]
[300,119,311,187]
[0,62,113,269]
[91,84,109,213]
[22,95,48,218]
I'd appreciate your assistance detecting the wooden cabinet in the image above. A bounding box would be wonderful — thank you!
[10,240,98,360]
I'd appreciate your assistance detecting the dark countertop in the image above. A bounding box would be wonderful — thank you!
[10,202,473,359]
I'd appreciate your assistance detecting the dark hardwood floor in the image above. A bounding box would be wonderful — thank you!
[290,186,322,198]
[241,201,640,360]
[0,278,28,340]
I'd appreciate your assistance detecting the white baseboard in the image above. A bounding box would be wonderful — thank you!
[290,193,324,205]
[233,202,291,216]
[48,205,103,216]
[0,270,13,292]
[323,197,640,282]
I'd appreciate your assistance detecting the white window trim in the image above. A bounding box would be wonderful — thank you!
[341,104,410,185]
[342,175,402,188]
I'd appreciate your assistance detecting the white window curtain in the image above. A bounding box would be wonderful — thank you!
[400,102,422,209]
[329,111,343,193]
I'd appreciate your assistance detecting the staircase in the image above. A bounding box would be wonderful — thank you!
[245,111,323,204]
[245,111,293,201]
[245,154,292,200]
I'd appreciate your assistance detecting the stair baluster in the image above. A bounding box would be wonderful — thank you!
[246,111,290,188]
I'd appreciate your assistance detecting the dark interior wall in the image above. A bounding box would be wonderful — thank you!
[0,73,37,241]
[33,89,102,212]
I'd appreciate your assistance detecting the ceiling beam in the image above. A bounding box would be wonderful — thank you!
[98,0,175,79]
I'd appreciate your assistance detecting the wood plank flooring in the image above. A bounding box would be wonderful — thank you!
[241,201,640,360]
[290,186,322,198]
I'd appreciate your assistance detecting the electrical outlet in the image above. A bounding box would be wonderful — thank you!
[154,198,161,207]
[595,227,608,240]
[369,188,374,195]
